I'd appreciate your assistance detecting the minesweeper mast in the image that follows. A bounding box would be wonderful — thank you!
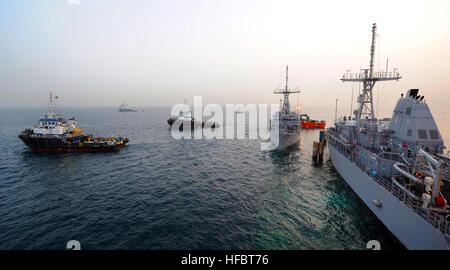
[270,66,301,150]
[327,24,450,249]
[274,66,300,117]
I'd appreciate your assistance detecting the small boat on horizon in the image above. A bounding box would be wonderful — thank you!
[119,102,137,112]
[167,99,218,130]
[235,106,245,114]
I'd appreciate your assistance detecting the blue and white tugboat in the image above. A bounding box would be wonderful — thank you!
[19,93,129,152]
[327,24,450,249]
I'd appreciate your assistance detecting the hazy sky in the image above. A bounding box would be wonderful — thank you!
[1,0,449,118]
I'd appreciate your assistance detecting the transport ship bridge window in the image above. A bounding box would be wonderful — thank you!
[406,107,412,115]
[418,129,427,139]
[429,130,439,139]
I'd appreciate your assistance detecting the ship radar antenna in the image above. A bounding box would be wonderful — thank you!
[341,23,401,123]
[285,65,288,91]
[274,65,300,114]
[48,92,57,118]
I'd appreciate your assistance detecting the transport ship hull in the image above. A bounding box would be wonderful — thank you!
[328,144,450,250]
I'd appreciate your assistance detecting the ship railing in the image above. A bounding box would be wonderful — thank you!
[370,168,449,235]
[341,71,401,81]
[327,130,450,236]
[29,133,63,138]
[377,152,412,165]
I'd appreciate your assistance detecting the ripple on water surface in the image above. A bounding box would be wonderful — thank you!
[0,108,403,249]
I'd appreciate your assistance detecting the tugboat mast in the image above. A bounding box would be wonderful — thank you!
[47,92,57,118]
[341,23,401,122]
[274,65,300,114]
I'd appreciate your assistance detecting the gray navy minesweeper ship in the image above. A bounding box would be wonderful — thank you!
[269,66,301,150]
[327,24,450,249]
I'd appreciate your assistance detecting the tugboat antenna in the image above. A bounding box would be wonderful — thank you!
[48,92,55,117]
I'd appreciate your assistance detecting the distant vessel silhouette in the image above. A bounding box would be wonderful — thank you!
[167,99,217,130]
[119,102,137,112]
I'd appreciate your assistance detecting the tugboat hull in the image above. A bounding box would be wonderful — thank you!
[19,132,129,153]
[26,144,126,152]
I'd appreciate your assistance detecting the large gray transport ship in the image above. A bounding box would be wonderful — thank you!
[327,24,450,249]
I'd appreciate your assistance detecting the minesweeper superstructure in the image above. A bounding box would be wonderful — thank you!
[19,93,129,152]
[327,24,450,249]
[270,66,301,150]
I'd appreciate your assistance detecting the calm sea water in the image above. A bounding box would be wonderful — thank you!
[2,107,447,250]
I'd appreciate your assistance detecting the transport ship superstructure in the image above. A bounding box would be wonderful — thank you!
[19,93,129,152]
[327,24,450,249]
